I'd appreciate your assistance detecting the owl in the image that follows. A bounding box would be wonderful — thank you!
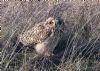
[18,17,64,56]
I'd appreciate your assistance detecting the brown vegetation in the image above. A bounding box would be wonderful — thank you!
[1,0,100,71]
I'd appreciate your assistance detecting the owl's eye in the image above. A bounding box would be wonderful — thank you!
[49,20,55,25]
[49,21,53,25]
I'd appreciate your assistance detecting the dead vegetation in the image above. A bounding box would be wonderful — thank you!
[0,0,100,71]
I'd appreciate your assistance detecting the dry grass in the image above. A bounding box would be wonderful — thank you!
[0,0,100,71]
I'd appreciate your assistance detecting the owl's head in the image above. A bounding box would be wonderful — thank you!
[45,17,64,32]
[45,17,57,29]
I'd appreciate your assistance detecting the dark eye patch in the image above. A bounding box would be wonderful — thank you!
[49,21,54,25]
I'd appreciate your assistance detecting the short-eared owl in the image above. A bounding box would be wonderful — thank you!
[18,17,64,56]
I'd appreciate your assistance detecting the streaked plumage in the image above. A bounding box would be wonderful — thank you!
[18,17,64,56]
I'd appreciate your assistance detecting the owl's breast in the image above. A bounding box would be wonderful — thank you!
[32,26,53,43]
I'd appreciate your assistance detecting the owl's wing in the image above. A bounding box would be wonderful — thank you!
[19,23,53,46]
[30,23,53,43]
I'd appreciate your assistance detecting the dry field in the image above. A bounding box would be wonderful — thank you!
[0,0,100,71]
